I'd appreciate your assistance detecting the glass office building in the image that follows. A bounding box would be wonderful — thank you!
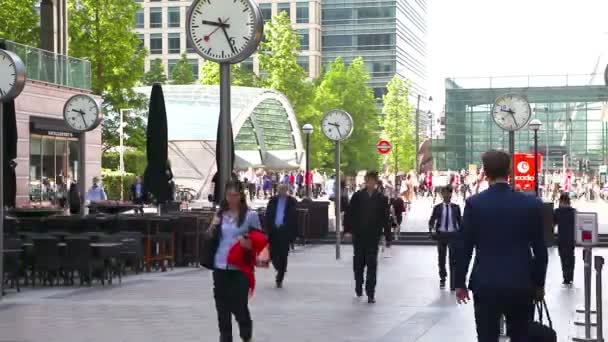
[434,75,608,172]
[321,0,428,99]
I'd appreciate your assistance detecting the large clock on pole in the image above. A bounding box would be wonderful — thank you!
[186,0,264,64]
[0,49,26,101]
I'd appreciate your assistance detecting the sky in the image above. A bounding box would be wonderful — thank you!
[426,0,608,111]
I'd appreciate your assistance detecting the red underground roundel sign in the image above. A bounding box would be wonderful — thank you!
[377,140,392,154]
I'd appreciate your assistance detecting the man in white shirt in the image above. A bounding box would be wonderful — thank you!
[428,185,462,290]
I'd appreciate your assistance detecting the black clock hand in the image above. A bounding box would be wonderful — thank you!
[218,18,237,54]
[202,20,230,29]
[80,112,88,127]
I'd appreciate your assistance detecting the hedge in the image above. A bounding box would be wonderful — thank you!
[101,169,137,200]
[102,150,147,177]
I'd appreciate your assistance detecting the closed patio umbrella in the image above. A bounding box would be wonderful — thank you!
[3,100,17,208]
[144,83,170,208]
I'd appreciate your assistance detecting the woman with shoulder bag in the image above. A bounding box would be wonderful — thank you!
[206,181,268,342]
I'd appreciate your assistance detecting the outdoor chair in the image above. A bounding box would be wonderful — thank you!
[2,237,22,294]
[32,236,63,287]
[116,231,144,274]
[62,236,105,286]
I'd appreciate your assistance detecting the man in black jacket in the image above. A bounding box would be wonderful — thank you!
[554,193,576,285]
[265,183,298,288]
[428,185,462,290]
[344,171,390,303]
[130,176,147,215]
[455,150,548,341]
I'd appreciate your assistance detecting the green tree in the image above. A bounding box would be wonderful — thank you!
[142,59,167,85]
[200,61,260,87]
[171,53,195,85]
[101,91,149,153]
[0,0,39,46]
[68,0,148,154]
[380,76,416,172]
[312,57,380,173]
[258,12,314,117]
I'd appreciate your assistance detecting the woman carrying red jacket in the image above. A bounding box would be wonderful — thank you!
[208,181,268,342]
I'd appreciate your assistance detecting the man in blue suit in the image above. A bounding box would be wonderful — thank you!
[454,150,548,342]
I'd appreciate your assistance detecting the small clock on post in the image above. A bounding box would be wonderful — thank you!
[63,94,102,132]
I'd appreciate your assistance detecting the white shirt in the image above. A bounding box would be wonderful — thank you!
[439,203,456,233]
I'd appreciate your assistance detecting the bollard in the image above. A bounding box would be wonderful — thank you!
[574,248,599,342]
[595,256,604,342]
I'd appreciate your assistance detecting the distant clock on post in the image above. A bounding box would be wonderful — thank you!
[491,94,532,131]
[0,49,26,102]
[322,110,354,141]
[186,0,264,64]
[63,94,101,132]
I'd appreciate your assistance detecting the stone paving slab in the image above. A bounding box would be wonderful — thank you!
[1,245,607,341]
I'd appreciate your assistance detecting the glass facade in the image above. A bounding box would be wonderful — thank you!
[322,0,426,100]
[434,76,608,173]
[29,135,80,203]
[235,98,296,150]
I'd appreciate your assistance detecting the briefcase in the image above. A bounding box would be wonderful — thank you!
[528,300,557,342]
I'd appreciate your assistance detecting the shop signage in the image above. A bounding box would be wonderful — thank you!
[513,153,543,191]
[30,127,78,138]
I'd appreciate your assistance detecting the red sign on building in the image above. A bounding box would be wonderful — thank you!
[513,153,543,191]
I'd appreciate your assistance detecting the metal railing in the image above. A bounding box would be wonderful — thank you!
[446,74,606,90]
[2,40,92,90]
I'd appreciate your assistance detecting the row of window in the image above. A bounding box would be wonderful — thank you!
[321,33,395,51]
[136,7,181,29]
[322,5,396,25]
[259,2,310,24]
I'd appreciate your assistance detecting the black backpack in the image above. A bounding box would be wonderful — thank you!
[528,300,557,342]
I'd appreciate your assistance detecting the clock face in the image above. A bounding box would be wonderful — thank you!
[491,94,532,131]
[0,49,26,101]
[63,94,101,132]
[322,110,354,141]
[187,0,263,64]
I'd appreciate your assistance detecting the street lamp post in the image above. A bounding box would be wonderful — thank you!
[415,96,432,173]
[302,124,313,198]
[119,109,132,201]
[529,119,543,197]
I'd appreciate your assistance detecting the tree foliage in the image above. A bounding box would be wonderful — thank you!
[200,61,260,87]
[0,0,39,46]
[170,53,195,85]
[142,59,167,86]
[69,0,148,153]
[258,12,313,116]
[380,76,416,172]
[311,57,380,174]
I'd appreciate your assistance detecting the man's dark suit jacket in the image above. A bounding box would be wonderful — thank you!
[428,202,462,232]
[344,190,390,248]
[130,183,147,203]
[455,183,548,292]
[265,195,298,238]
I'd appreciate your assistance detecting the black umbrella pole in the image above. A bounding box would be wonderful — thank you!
[218,63,233,203]
[0,103,5,295]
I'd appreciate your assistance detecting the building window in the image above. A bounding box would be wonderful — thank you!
[150,7,162,28]
[168,59,178,78]
[135,9,144,28]
[278,3,290,19]
[138,34,145,49]
[322,35,352,50]
[260,3,271,21]
[371,61,395,77]
[242,57,254,72]
[150,33,162,54]
[186,39,195,53]
[357,34,394,50]
[357,7,395,19]
[298,29,309,50]
[296,2,309,23]
[168,33,180,54]
[168,7,180,28]
[297,56,309,73]
[322,8,352,25]
[374,87,387,98]
[189,59,199,79]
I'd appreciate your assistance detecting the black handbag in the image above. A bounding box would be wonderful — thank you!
[200,217,221,270]
[528,300,557,342]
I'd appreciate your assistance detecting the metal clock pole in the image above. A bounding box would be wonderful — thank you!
[0,101,4,295]
[509,131,515,188]
[335,140,341,260]
[79,133,87,216]
[218,63,232,203]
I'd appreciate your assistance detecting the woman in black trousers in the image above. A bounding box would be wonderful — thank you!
[209,181,263,342]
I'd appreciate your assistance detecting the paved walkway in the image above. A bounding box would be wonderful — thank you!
[1,245,606,341]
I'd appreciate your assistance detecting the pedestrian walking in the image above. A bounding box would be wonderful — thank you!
[428,185,461,290]
[206,181,268,342]
[344,171,390,304]
[265,183,298,288]
[130,176,147,215]
[454,150,548,342]
[554,193,576,285]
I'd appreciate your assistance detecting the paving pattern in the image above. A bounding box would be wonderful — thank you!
[1,245,607,342]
